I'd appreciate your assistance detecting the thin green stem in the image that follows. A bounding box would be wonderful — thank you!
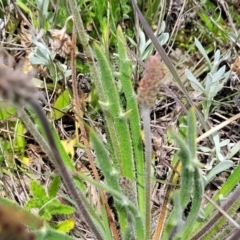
[141,106,152,240]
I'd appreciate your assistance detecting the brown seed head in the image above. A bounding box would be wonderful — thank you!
[137,55,166,107]
[0,58,39,104]
[0,205,40,240]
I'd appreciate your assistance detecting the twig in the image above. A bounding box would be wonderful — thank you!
[196,113,240,143]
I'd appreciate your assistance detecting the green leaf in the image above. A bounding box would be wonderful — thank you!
[117,25,145,220]
[213,50,221,69]
[163,191,183,240]
[0,101,16,120]
[49,175,61,198]
[52,90,71,120]
[47,200,75,215]
[14,120,26,154]
[93,43,134,180]
[227,140,240,159]
[41,209,52,220]
[169,129,192,170]
[89,124,130,236]
[165,108,202,239]
[89,126,120,193]
[16,0,31,14]
[26,198,46,209]
[182,168,204,239]
[205,160,234,186]
[194,38,211,66]
[185,69,204,93]
[139,27,146,55]
[30,181,47,199]
[170,128,194,208]
[36,0,49,19]
[56,219,75,233]
[30,43,55,65]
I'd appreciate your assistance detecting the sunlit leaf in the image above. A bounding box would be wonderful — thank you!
[0,102,16,120]
[61,139,76,159]
[56,219,75,233]
[52,90,71,120]
[14,120,26,154]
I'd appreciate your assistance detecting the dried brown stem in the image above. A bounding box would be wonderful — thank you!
[153,161,180,240]
[70,25,119,239]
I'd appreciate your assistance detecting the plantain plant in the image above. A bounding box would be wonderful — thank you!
[68,1,240,239]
